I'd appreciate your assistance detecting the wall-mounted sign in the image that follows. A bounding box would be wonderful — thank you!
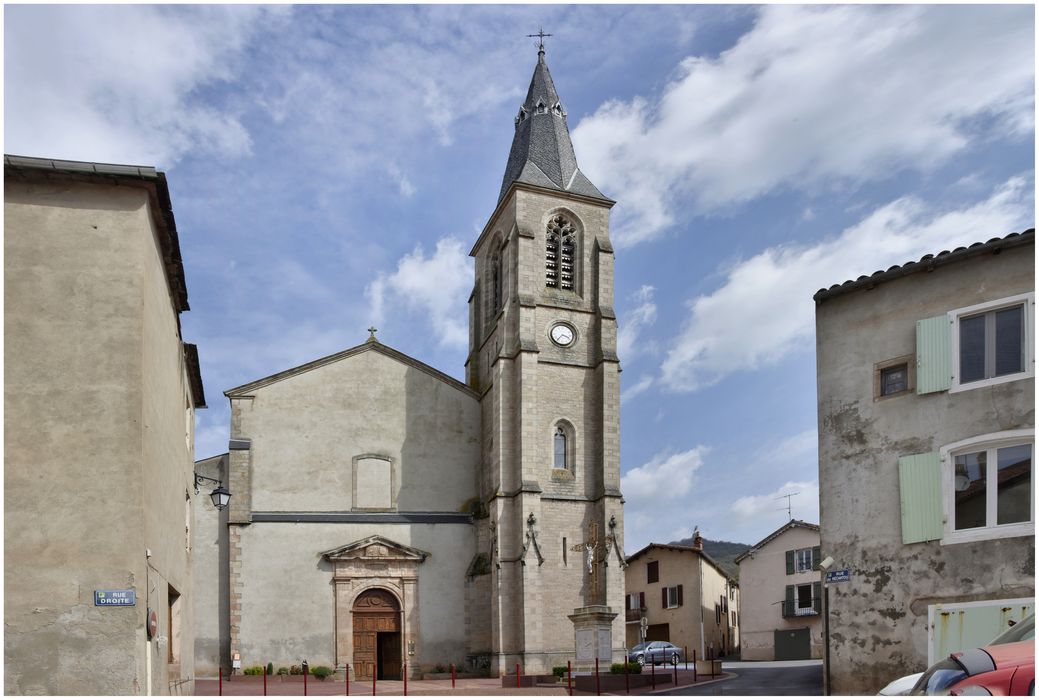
[95,589,136,606]
[147,608,158,639]
[825,569,850,584]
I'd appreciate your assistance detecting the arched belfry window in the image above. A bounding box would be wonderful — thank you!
[546,215,577,291]
[554,426,568,469]
[492,251,503,314]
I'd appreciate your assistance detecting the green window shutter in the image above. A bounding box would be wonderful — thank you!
[785,549,795,575]
[898,452,944,544]
[677,584,683,606]
[662,587,667,608]
[812,546,821,571]
[784,585,795,617]
[813,582,822,613]
[917,315,951,394]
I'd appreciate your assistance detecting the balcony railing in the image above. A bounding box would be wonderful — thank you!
[625,607,646,622]
[781,599,821,618]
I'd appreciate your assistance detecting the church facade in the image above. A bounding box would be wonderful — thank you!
[195,48,625,679]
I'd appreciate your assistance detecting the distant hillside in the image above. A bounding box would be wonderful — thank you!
[669,537,750,580]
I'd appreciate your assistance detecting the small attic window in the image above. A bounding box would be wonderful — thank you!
[536,101,546,114]
[516,107,527,124]
[552,102,562,115]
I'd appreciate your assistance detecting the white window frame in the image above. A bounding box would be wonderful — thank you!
[794,547,813,573]
[949,292,1034,393]
[939,429,1034,545]
[794,583,815,616]
[665,585,680,609]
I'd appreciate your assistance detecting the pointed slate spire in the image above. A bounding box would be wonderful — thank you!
[498,48,607,203]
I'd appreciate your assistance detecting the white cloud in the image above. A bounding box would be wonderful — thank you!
[623,447,707,502]
[617,285,658,362]
[660,176,1031,391]
[572,5,1034,245]
[4,5,276,165]
[622,446,709,551]
[621,375,655,404]
[731,481,820,530]
[366,237,473,349]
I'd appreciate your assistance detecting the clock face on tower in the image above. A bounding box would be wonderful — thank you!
[550,323,576,347]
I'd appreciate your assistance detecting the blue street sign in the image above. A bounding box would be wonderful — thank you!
[95,589,136,606]
[825,569,850,584]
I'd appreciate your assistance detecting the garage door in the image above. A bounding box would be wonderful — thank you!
[774,627,810,661]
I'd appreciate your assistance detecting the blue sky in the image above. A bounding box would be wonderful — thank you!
[6,4,1034,551]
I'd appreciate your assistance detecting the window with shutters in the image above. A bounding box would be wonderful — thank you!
[663,585,681,609]
[938,430,1034,545]
[949,293,1034,393]
[783,582,821,617]
[785,546,821,574]
[545,215,577,291]
[647,560,659,584]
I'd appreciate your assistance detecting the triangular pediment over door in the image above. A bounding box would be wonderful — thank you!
[320,535,429,563]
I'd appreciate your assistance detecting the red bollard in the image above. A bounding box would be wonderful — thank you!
[710,648,715,679]
[693,649,698,683]
[673,657,678,686]
[625,657,630,695]
[372,669,376,696]
[304,666,308,696]
[651,657,656,689]
[346,664,350,696]
[595,657,601,696]
[403,663,407,696]
[516,663,521,688]
[451,664,456,689]
[263,665,267,696]
[219,667,223,696]
[685,647,689,671]
[567,660,573,696]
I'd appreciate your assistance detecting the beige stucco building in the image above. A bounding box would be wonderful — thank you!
[194,47,625,680]
[623,536,740,660]
[815,230,1034,694]
[5,155,206,694]
[734,520,822,661]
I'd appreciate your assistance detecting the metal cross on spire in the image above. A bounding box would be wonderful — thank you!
[527,28,552,53]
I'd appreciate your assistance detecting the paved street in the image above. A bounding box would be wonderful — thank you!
[656,660,823,696]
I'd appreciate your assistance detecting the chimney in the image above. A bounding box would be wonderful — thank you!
[692,529,704,552]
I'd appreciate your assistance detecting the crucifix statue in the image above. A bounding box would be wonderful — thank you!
[570,520,615,602]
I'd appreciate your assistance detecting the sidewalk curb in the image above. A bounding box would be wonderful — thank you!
[637,671,737,695]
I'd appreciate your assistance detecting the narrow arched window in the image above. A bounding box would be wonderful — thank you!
[554,426,568,469]
[492,252,503,314]
[546,215,576,291]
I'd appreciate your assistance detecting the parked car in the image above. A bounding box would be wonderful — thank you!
[910,640,1034,696]
[881,614,1034,695]
[878,673,924,696]
[627,641,683,666]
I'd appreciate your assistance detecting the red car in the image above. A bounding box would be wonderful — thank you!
[911,639,1034,696]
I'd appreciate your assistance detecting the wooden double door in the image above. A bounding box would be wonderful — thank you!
[352,589,402,680]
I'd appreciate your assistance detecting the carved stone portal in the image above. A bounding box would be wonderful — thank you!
[321,535,429,680]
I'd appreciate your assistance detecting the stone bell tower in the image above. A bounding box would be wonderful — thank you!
[465,43,625,675]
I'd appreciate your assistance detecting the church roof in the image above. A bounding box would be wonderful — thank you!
[497,50,608,204]
[223,336,478,399]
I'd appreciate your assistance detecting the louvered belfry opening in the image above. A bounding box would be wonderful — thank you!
[546,215,576,290]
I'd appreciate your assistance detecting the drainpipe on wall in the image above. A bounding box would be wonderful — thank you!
[698,556,705,660]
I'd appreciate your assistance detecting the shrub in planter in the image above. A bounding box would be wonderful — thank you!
[243,666,264,676]
[289,665,302,675]
[276,668,290,676]
[311,666,334,680]
[552,666,568,678]
[267,662,274,676]
[610,662,642,675]
[433,663,447,673]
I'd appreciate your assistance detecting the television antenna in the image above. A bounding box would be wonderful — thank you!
[775,492,800,521]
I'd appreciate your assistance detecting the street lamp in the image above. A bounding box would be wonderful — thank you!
[194,473,232,511]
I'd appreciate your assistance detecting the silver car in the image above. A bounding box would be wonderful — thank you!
[627,641,683,666]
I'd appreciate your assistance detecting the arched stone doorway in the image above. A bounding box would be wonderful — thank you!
[352,588,401,680]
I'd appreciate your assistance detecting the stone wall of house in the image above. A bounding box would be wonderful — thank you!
[816,240,1035,694]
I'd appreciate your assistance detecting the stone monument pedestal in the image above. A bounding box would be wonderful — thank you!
[568,605,617,671]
